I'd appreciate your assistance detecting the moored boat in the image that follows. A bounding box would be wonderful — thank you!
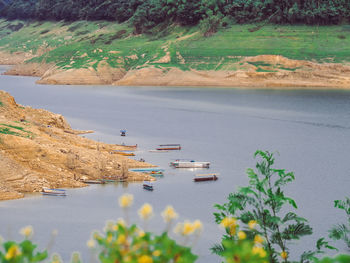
[129,168,165,173]
[143,181,154,191]
[170,160,210,168]
[148,171,164,177]
[156,144,181,151]
[81,179,106,184]
[41,187,66,196]
[194,173,219,182]
[149,150,169,153]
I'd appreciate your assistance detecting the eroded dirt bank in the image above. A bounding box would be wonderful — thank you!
[2,53,350,88]
[0,91,153,201]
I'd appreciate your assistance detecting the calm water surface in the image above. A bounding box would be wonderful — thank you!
[0,65,350,262]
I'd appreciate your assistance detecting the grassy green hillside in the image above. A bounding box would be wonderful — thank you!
[1,19,350,72]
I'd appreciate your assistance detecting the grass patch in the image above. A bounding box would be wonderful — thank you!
[0,127,21,136]
[2,20,350,72]
[247,61,272,67]
[40,29,50,34]
[0,123,33,138]
[0,100,3,107]
[256,67,277,72]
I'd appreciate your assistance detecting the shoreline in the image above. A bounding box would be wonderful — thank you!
[1,52,350,89]
[0,90,155,201]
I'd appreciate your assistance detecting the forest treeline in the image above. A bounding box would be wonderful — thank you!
[1,0,350,33]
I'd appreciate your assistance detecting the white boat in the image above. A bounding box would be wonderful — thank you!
[148,150,169,153]
[41,187,66,196]
[170,160,210,168]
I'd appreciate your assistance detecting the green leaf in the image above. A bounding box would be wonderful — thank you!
[285,197,298,209]
[282,212,307,223]
[282,223,313,240]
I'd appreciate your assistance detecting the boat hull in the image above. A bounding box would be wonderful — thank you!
[194,176,218,182]
[41,188,66,196]
[170,161,210,168]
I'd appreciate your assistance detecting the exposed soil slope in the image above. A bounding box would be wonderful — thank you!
[3,52,350,88]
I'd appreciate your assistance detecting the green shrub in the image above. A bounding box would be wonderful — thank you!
[213,151,314,263]
[329,197,350,249]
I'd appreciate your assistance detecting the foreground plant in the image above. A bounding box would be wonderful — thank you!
[328,197,350,249]
[88,194,199,263]
[213,150,313,262]
[0,226,48,263]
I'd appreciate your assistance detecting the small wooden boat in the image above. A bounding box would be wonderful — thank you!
[41,187,66,196]
[130,168,165,173]
[170,160,210,168]
[149,150,169,153]
[156,144,181,151]
[148,171,164,177]
[194,173,219,182]
[143,181,154,191]
[120,129,126,136]
[81,179,106,184]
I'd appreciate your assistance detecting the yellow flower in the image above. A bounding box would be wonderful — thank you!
[237,231,247,240]
[117,234,126,245]
[138,203,154,220]
[5,245,21,260]
[248,220,257,230]
[254,235,264,244]
[138,230,146,237]
[174,221,195,236]
[138,255,153,263]
[153,250,161,257]
[161,205,178,223]
[93,232,102,241]
[124,255,132,262]
[280,251,288,259]
[20,225,33,238]
[104,220,114,232]
[193,220,203,233]
[117,218,126,227]
[51,254,62,263]
[86,238,95,248]
[252,246,267,258]
[183,221,195,235]
[119,194,134,208]
[229,225,237,236]
[221,217,237,228]
[106,233,113,243]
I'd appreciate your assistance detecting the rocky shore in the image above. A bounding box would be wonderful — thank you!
[0,90,154,201]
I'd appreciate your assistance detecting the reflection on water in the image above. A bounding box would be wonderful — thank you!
[0,65,350,262]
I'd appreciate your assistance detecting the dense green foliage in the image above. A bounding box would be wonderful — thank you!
[213,151,335,263]
[329,197,350,249]
[0,0,350,34]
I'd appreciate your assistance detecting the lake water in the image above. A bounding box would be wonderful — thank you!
[0,65,350,262]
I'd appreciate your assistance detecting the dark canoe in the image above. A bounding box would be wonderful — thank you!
[193,174,218,182]
[143,182,154,191]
